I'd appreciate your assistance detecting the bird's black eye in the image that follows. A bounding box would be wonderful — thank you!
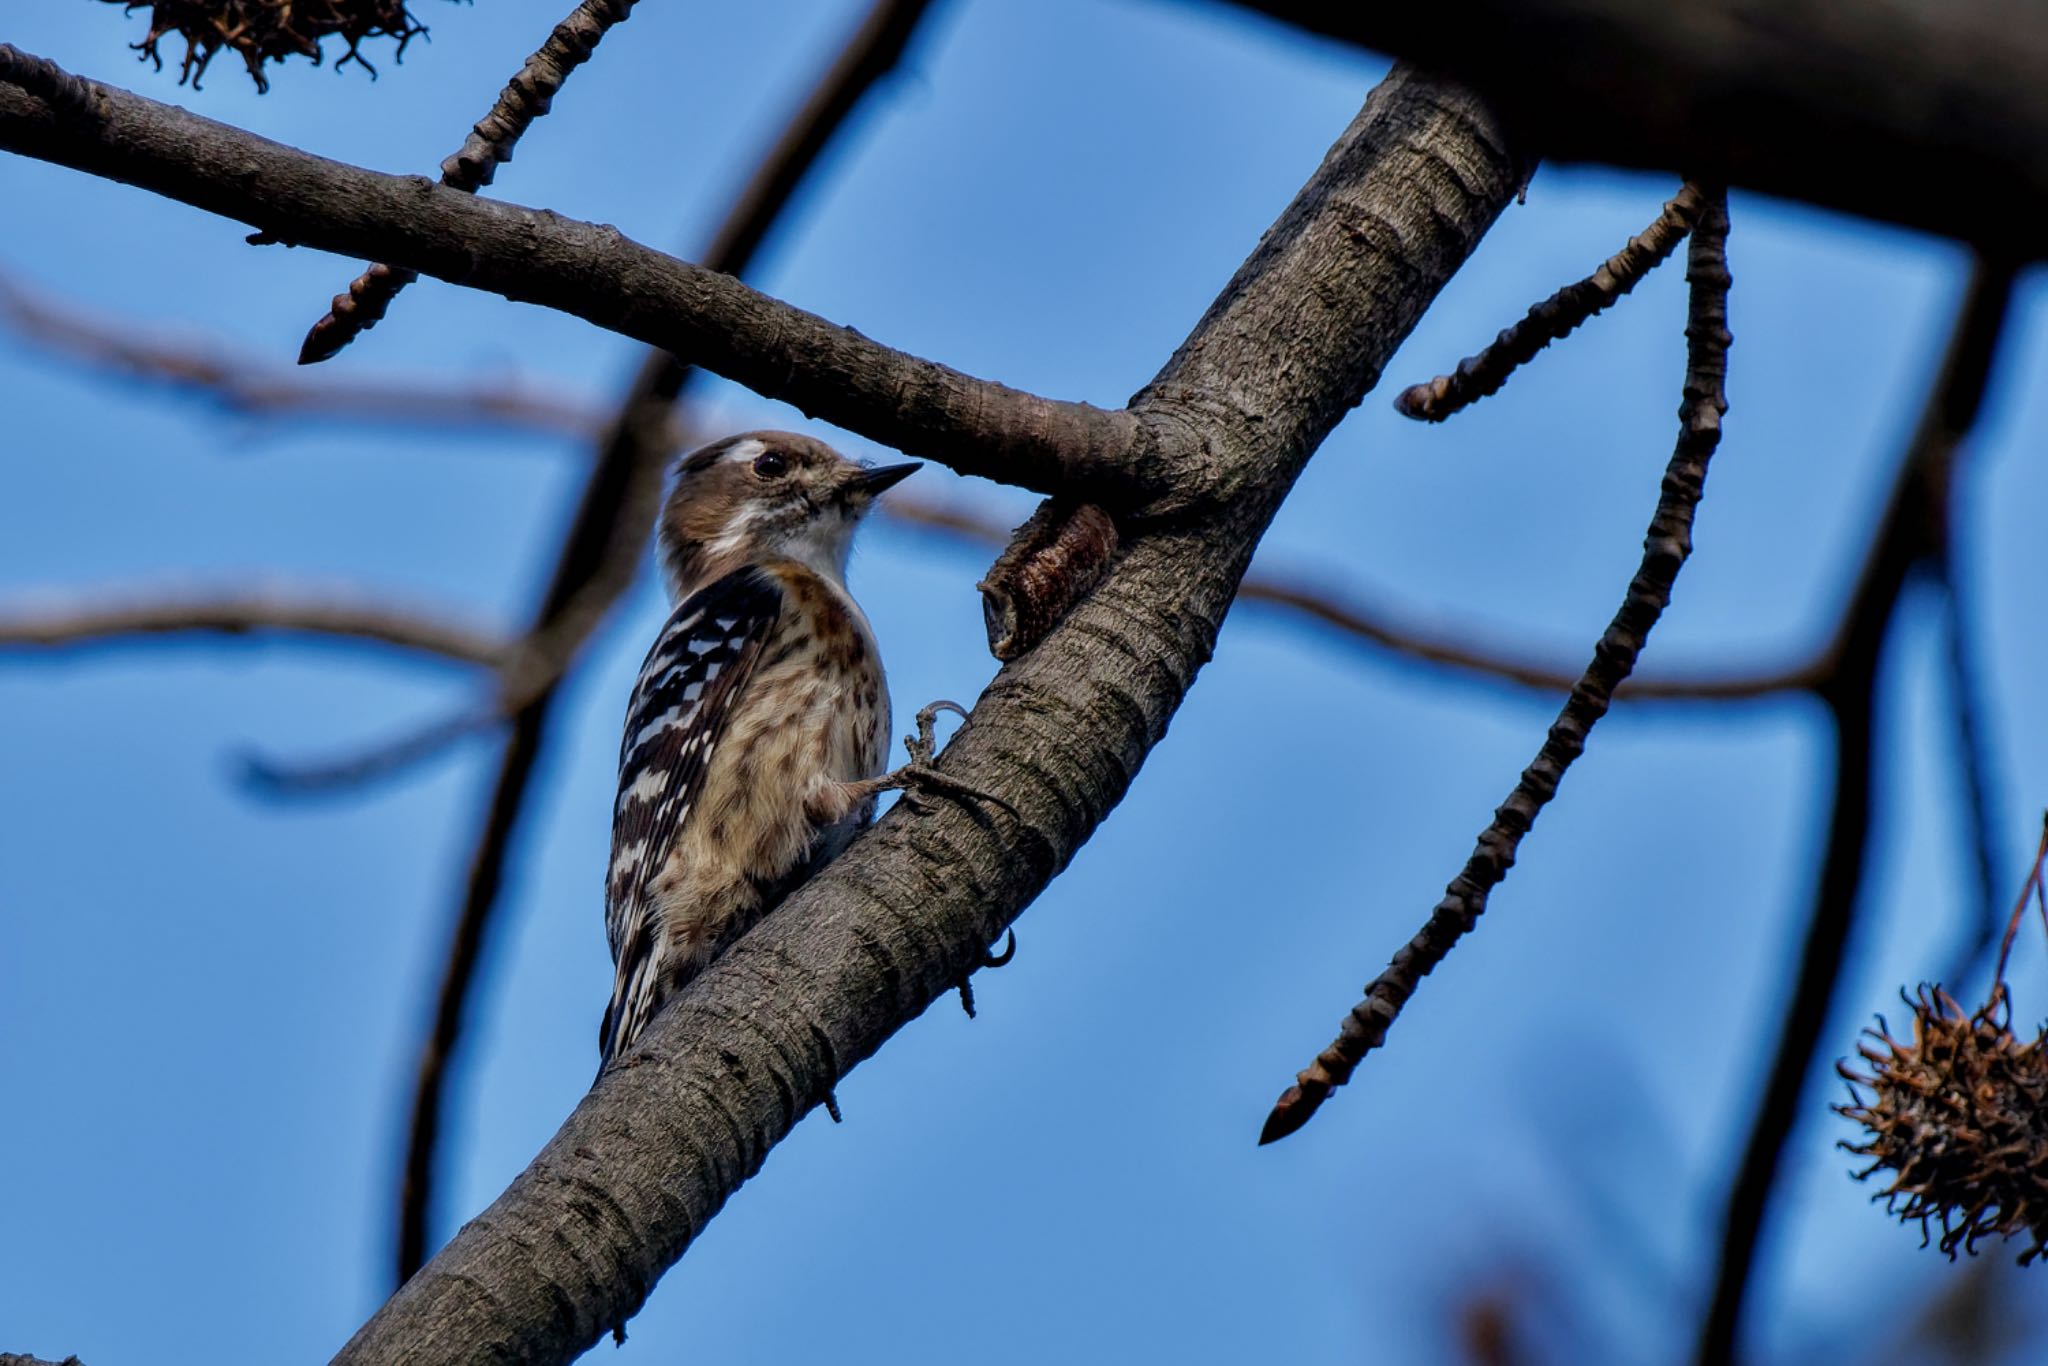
[752,451,789,479]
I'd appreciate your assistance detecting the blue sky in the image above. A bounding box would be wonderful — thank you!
[3,2,2045,1362]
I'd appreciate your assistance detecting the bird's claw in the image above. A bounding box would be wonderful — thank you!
[956,930,1017,1018]
[889,700,1016,819]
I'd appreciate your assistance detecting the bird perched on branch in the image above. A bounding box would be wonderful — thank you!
[599,430,987,1070]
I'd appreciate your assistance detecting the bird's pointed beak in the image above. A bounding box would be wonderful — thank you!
[841,461,921,500]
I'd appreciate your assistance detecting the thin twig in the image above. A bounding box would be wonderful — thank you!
[0,587,504,666]
[0,270,605,439]
[248,481,667,794]
[299,0,642,364]
[1396,182,1708,422]
[1937,553,2005,984]
[1690,259,2016,1366]
[1260,184,1731,1146]
[389,0,939,1286]
[1989,815,2048,994]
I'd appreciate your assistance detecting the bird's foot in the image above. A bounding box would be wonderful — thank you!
[849,700,1017,819]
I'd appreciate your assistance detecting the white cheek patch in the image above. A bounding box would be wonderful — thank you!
[705,501,770,561]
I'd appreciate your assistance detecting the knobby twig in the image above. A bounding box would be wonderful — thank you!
[1691,260,2016,1366]
[299,0,641,363]
[388,0,942,1286]
[0,587,503,666]
[1395,181,1707,421]
[1259,184,1731,1146]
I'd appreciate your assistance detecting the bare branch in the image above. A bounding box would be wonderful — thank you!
[335,66,1523,1365]
[299,0,642,363]
[0,586,504,667]
[1259,184,1731,1146]
[0,49,1154,504]
[1216,0,2048,252]
[0,270,604,439]
[1395,181,1707,422]
[386,0,946,1286]
[1691,259,2017,1366]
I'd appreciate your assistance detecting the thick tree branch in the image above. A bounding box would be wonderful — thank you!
[0,47,1152,504]
[1218,0,2048,254]
[1691,260,2016,1366]
[0,587,503,666]
[334,66,1522,1365]
[1259,186,1732,1144]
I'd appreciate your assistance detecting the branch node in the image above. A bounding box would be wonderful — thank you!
[978,501,1119,661]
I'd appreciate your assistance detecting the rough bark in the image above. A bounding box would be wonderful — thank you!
[1222,0,2048,254]
[330,66,1522,1364]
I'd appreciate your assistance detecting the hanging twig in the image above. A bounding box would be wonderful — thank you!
[1395,181,1708,422]
[1260,184,1731,1145]
[298,0,642,364]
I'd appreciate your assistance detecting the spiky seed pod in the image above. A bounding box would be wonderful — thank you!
[103,1,437,92]
[1836,985,2048,1263]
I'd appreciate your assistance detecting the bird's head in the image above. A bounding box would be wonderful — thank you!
[657,430,919,599]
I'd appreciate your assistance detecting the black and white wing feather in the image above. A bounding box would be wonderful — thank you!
[600,566,783,1065]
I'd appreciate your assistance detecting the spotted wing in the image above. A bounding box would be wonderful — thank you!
[600,566,783,1065]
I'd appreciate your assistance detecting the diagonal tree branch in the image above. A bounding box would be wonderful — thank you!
[387,0,945,1286]
[332,65,1524,1365]
[1690,259,2016,1366]
[0,587,504,666]
[1213,0,2048,253]
[0,47,1156,506]
[300,0,643,363]
[1258,185,1732,1145]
